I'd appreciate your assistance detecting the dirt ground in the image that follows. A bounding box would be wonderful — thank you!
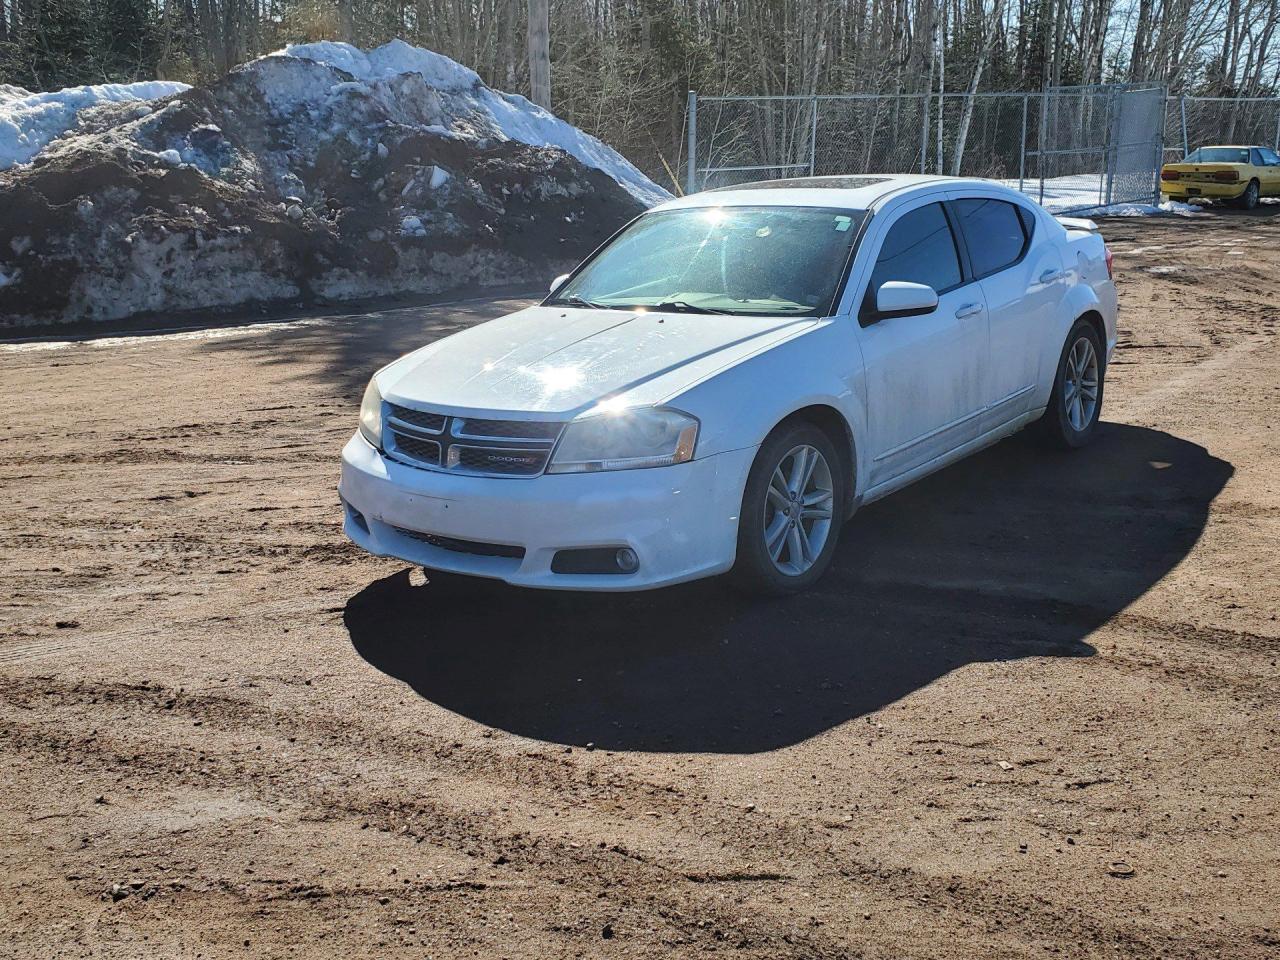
[1,207,1278,959]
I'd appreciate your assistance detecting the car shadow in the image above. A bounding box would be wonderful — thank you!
[345,423,1231,753]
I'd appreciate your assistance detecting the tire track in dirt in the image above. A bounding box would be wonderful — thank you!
[0,672,1258,959]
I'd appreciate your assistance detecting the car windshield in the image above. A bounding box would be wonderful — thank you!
[1185,147,1250,163]
[547,206,867,317]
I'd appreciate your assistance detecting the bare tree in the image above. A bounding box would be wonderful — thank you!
[951,0,1007,174]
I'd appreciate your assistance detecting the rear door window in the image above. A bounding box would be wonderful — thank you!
[869,203,963,294]
[952,198,1029,278]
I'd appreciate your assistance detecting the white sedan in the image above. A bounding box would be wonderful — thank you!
[340,174,1117,593]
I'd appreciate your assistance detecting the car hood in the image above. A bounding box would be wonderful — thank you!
[379,305,815,416]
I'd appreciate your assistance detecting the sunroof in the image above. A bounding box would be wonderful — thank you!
[708,176,890,192]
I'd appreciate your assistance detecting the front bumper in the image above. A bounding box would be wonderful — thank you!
[338,433,757,590]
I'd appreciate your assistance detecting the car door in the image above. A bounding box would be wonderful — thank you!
[1257,147,1280,195]
[948,192,1065,431]
[853,199,988,486]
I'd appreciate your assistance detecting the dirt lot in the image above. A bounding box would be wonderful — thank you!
[1,207,1278,959]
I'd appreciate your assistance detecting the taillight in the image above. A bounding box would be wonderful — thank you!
[1105,246,1114,279]
[1213,170,1239,182]
[1161,169,1181,181]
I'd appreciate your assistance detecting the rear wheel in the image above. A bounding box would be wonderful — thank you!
[731,422,845,596]
[1236,179,1260,210]
[1040,319,1104,449]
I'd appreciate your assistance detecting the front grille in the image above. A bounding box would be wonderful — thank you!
[449,444,551,475]
[452,417,563,441]
[387,403,445,434]
[393,526,525,559]
[382,402,564,477]
[391,433,442,466]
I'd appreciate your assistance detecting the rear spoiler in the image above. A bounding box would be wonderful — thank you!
[1055,215,1100,232]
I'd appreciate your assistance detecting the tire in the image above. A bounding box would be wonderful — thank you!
[1040,319,1105,449]
[730,422,846,596]
[1236,179,1260,210]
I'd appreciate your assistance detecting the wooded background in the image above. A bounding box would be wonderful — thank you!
[2,0,1278,188]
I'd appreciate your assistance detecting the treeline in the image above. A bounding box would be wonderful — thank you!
[2,0,1278,185]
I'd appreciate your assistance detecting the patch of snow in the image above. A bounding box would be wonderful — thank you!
[1144,265,1180,274]
[1102,200,1200,217]
[0,80,189,170]
[272,40,668,206]
[280,39,482,92]
[0,266,18,288]
[429,165,450,189]
[1002,174,1200,216]
[157,148,183,166]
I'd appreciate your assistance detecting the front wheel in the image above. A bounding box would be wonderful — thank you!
[731,423,845,596]
[1040,319,1104,449]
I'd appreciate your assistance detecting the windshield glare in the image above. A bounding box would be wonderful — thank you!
[1186,147,1250,163]
[550,206,867,316]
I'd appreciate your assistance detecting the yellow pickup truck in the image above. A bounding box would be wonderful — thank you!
[1160,145,1280,209]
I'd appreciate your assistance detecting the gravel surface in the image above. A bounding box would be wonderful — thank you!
[1,208,1278,958]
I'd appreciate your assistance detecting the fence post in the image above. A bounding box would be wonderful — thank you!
[920,93,930,174]
[1018,94,1029,193]
[1154,89,1166,206]
[1180,95,1189,157]
[685,90,698,195]
[1275,101,1280,152]
[809,95,819,176]
[1038,87,1049,204]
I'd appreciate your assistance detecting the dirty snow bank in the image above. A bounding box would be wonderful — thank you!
[1100,199,1199,217]
[0,40,657,327]
[0,81,190,169]
[272,40,666,206]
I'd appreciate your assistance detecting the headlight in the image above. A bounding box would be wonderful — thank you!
[359,378,383,448]
[548,407,698,473]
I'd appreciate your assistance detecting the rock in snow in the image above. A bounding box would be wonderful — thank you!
[0,40,667,327]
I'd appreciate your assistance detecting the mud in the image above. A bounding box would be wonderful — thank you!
[0,207,1277,958]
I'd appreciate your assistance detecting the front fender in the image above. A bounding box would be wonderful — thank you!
[666,320,867,493]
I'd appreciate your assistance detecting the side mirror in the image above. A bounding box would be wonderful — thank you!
[873,281,938,321]
[550,273,571,294]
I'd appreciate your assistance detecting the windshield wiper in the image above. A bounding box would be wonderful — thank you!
[649,300,733,315]
[548,294,612,309]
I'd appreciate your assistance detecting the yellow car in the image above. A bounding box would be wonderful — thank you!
[1160,145,1280,208]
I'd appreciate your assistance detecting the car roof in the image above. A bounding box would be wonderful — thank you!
[1191,145,1264,150]
[652,174,1029,213]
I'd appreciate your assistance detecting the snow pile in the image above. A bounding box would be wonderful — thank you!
[0,40,656,327]
[271,40,666,206]
[0,80,190,170]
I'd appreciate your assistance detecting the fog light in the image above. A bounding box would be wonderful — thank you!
[615,547,639,573]
[340,496,369,534]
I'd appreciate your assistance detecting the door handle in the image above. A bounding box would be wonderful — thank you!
[1039,268,1064,283]
[954,303,983,319]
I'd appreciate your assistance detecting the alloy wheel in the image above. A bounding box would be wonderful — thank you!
[1063,336,1100,432]
[763,444,835,576]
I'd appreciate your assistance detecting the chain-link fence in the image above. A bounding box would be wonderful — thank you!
[1165,96,1280,160]
[685,84,1277,212]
